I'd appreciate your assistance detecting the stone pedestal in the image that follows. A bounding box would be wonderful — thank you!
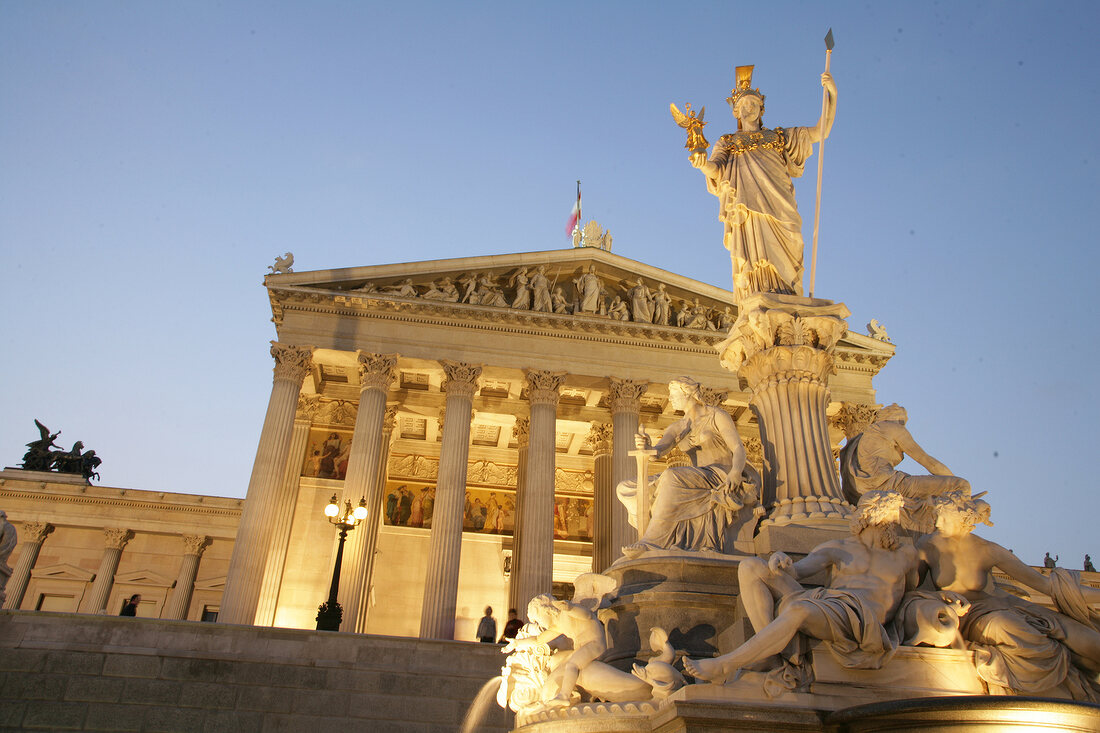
[599,553,753,668]
[718,293,852,550]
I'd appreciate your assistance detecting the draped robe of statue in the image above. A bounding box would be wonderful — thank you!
[704,127,814,299]
[618,407,760,554]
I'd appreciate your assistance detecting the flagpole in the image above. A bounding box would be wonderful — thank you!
[809,29,834,299]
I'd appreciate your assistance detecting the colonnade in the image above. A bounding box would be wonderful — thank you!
[3,524,210,619]
[220,342,655,638]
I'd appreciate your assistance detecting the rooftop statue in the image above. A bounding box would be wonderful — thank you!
[919,492,1100,700]
[677,65,836,302]
[616,377,761,558]
[19,420,102,480]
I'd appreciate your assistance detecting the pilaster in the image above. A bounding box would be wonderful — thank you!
[588,423,615,573]
[608,377,648,564]
[507,417,529,616]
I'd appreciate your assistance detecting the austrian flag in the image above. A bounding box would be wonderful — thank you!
[565,184,581,235]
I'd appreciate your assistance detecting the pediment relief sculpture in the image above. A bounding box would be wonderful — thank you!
[282,263,738,334]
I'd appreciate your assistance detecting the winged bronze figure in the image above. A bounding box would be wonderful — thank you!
[670,102,709,154]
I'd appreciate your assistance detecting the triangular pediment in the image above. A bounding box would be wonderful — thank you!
[267,248,738,338]
[194,575,226,590]
[114,569,173,586]
[30,563,95,581]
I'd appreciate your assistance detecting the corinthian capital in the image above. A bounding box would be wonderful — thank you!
[512,417,530,448]
[21,521,54,545]
[383,406,399,434]
[271,342,314,383]
[357,352,398,392]
[441,361,482,399]
[587,422,613,456]
[103,528,134,551]
[525,370,566,406]
[181,534,209,556]
[607,377,648,415]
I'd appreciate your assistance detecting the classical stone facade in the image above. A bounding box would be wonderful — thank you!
[1,248,901,638]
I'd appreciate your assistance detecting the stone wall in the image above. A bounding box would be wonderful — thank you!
[0,610,513,732]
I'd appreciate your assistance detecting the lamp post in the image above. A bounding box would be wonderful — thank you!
[316,493,368,631]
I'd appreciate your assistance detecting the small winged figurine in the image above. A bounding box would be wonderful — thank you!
[670,102,709,154]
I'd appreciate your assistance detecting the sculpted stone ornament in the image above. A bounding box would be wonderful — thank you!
[683,492,929,686]
[530,266,552,313]
[683,65,836,303]
[356,351,398,392]
[573,265,604,315]
[616,377,761,557]
[497,574,679,713]
[627,279,653,323]
[268,252,294,274]
[509,268,532,309]
[0,511,15,605]
[422,276,460,302]
[441,361,482,399]
[652,284,672,326]
[919,492,1100,700]
[839,404,971,532]
[867,318,891,342]
[270,342,314,383]
[379,278,418,297]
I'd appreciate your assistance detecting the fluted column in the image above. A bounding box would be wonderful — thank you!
[354,405,398,630]
[163,535,208,620]
[85,528,133,614]
[608,377,647,564]
[719,293,852,530]
[3,522,53,610]
[221,342,313,625]
[588,423,614,573]
[512,370,565,613]
[419,361,482,639]
[255,397,317,626]
[507,417,530,616]
[339,352,398,632]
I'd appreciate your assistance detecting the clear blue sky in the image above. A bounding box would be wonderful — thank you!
[2,2,1097,567]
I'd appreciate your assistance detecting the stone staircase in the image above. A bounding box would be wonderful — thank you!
[0,610,513,732]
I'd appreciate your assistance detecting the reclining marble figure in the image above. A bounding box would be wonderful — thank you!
[684,491,930,684]
[616,376,761,557]
[919,491,1100,700]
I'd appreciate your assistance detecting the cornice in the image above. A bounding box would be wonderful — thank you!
[270,288,725,355]
[0,486,242,520]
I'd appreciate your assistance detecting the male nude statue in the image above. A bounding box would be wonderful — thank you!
[684,491,918,683]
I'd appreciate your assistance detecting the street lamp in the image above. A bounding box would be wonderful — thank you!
[315,493,369,631]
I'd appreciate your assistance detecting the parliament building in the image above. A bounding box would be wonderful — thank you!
[2,244,900,640]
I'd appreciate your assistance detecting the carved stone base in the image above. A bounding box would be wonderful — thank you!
[718,293,853,535]
[753,519,851,556]
[599,553,755,668]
